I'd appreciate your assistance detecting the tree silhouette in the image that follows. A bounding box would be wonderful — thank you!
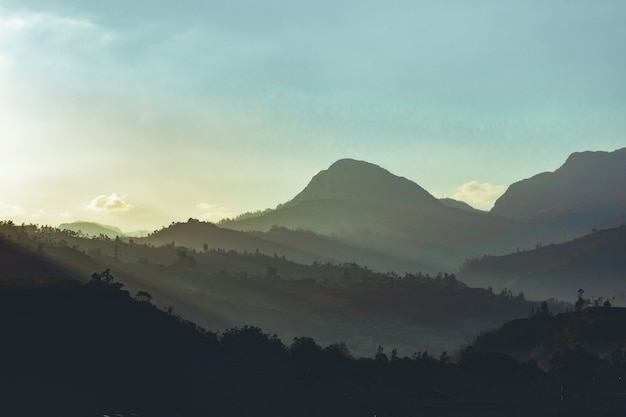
[575,288,586,311]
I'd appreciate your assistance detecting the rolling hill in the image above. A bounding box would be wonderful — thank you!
[458,225,626,302]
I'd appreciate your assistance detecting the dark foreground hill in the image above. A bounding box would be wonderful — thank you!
[3,280,626,417]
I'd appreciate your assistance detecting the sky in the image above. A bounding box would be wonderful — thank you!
[1,0,625,232]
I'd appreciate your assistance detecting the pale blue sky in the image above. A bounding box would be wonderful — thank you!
[1,1,625,230]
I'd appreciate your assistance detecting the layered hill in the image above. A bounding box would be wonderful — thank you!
[458,225,626,302]
[141,219,417,272]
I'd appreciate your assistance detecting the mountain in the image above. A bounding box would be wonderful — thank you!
[458,225,626,302]
[491,148,626,228]
[440,198,482,213]
[222,158,442,234]
[220,159,523,271]
[284,158,440,208]
[59,221,126,238]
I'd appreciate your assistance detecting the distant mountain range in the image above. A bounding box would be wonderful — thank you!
[59,221,149,238]
[54,147,626,301]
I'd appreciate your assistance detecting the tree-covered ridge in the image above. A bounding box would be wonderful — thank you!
[0,220,547,356]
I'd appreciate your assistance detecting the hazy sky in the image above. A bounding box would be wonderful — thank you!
[1,1,625,231]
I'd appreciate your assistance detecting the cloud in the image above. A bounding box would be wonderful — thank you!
[87,193,134,212]
[197,202,234,222]
[0,201,26,217]
[452,181,506,210]
[0,202,46,220]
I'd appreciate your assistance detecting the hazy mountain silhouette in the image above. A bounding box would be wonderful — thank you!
[440,198,482,213]
[491,148,626,237]
[59,221,127,238]
[285,158,440,208]
[222,158,440,233]
[458,225,626,302]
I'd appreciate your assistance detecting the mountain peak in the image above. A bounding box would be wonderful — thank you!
[284,159,439,208]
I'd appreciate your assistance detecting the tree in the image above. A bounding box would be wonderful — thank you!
[533,301,550,318]
[135,290,152,303]
[375,345,388,363]
[575,288,586,311]
[90,268,114,283]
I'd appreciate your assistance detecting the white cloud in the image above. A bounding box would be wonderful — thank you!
[0,202,46,220]
[0,201,26,217]
[197,202,234,222]
[452,181,506,210]
[87,193,134,212]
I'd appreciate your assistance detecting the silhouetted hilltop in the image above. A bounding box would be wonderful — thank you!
[458,225,626,301]
[491,147,626,223]
[284,158,440,208]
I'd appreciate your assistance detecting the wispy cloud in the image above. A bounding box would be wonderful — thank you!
[197,202,234,222]
[87,193,134,212]
[452,181,505,210]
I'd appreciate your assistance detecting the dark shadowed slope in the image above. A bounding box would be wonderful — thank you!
[491,147,626,225]
[458,225,626,302]
[0,234,76,284]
